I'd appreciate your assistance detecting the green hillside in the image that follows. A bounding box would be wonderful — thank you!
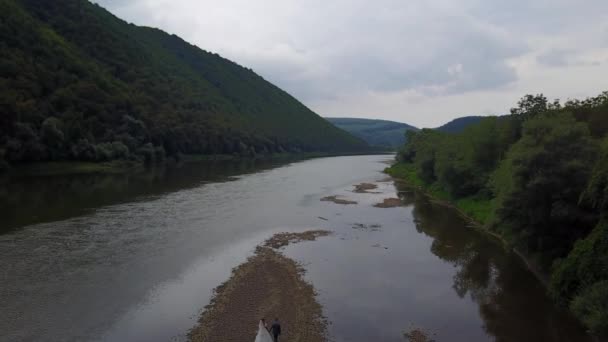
[435,116,485,133]
[326,117,417,148]
[0,0,368,168]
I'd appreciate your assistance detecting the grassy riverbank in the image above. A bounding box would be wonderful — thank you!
[385,163,493,226]
[385,162,549,276]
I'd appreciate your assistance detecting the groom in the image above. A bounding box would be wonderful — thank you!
[270,318,281,342]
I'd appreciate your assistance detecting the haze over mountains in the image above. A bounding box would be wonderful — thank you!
[326,115,493,148]
[326,118,417,148]
[0,0,368,168]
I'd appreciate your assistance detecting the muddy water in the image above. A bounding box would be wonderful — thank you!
[0,155,589,341]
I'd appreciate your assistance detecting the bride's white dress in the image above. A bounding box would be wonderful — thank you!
[254,320,274,342]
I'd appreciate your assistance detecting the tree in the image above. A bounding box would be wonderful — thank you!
[510,94,549,119]
[493,112,598,263]
[40,117,65,160]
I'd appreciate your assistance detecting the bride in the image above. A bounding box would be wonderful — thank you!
[254,318,274,342]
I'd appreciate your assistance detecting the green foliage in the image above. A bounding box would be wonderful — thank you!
[455,196,494,224]
[509,94,550,119]
[399,128,445,183]
[493,112,599,262]
[549,142,608,334]
[550,220,608,303]
[435,116,485,133]
[70,139,96,160]
[400,116,519,198]
[581,138,608,212]
[386,162,449,201]
[385,163,431,190]
[394,91,608,334]
[326,117,418,148]
[0,0,368,168]
[564,91,608,137]
[570,281,608,334]
[385,163,491,223]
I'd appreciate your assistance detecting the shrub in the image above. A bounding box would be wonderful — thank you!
[550,220,608,304]
[570,281,608,334]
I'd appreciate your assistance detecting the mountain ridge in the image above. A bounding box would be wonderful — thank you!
[434,116,485,133]
[326,117,417,148]
[0,0,368,168]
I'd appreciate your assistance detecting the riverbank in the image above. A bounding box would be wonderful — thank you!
[6,160,143,176]
[384,163,505,243]
[384,162,586,326]
[384,163,553,266]
[189,231,330,342]
[4,151,393,177]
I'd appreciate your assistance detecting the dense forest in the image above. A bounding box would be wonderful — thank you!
[388,92,608,335]
[0,0,369,170]
[326,117,417,148]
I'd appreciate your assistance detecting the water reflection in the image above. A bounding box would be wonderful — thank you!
[0,158,295,233]
[0,155,592,342]
[402,182,590,342]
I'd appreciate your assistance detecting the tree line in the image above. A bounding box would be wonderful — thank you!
[392,91,608,334]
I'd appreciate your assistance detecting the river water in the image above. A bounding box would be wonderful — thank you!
[0,155,590,341]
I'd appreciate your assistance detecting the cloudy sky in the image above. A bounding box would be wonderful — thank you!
[96,0,608,127]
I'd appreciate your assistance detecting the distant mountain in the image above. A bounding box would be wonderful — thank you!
[435,116,485,133]
[326,118,418,148]
[0,0,368,167]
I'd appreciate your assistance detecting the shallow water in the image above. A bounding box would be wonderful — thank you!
[0,155,589,341]
[285,179,589,341]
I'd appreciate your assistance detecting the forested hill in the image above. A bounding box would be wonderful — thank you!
[326,117,417,148]
[0,0,368,168]
[434,116,484,133]
[389,92,608,335]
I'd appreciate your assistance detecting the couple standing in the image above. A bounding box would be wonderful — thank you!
[255,318,281,342]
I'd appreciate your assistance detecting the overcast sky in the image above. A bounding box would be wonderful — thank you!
[96,0,608,127]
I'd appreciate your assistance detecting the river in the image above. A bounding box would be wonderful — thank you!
[0,155,590,341]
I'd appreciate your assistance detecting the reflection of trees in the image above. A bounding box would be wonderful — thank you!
[394,181,416,207]
[404,187,591,342]
[0,158,284,233]
[452,252,493,300]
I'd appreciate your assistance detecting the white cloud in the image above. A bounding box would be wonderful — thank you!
[95,0,608,127]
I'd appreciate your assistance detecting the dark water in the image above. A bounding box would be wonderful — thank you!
[0,155,590,341]
[0,159,289,234]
